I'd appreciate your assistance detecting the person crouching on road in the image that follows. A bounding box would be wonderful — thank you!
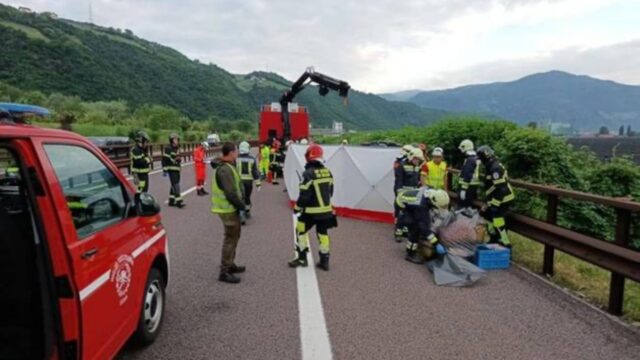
[163,133,185,208]
[236,141,261,221]
[289,144,337,271]
[131,130,151,193]
[477,145,515,248]
[194,142,210,196]
[210,142,247,284]
[396,187,450,264]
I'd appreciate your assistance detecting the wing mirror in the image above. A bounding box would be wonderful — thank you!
[135,192,160,217]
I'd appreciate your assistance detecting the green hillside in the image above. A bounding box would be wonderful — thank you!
[0,4,446,129]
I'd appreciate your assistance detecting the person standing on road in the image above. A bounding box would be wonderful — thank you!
[236,141,261,220]
[131,130,151,193]
[163,133,185,208]
[211,142,247,284]
[458,139,480,210]
[393,146,423,242]
[477,145,515,248]
[422,147,448,190]
[396,187,450,264]
[288,144,337,271]
[194,142,210,196]
[259,143,270,181]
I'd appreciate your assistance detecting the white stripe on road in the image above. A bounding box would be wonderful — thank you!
[79,270,111,301]
[164,186,198,204]
[125,161,197,180]
[132,229,167,258]
[293,214,333,360]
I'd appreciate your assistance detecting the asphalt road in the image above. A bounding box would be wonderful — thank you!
[117,162,640,360]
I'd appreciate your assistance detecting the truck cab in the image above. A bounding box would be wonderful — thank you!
[0,109,169,359]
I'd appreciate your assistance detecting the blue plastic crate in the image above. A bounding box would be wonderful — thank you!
[474,244,511,270]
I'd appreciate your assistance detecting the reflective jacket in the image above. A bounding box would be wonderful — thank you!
[459,151,480,190]
[296,161,334,219]
[484,159,515,206]
[130,145,151,174]
[395,188,439,244]
[260,146,271,163]
[236,154,261,183]
[423,160,448,190]
[394,158,421,193]
[193,146,206,166]
[162,145,181,172]
[211,160,245,213]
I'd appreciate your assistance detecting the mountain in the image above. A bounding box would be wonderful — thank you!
[0,4,447,129]
[398,71,640,130]
[379,89,422,102]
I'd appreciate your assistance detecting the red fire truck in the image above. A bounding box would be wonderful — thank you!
[258,67,350,144]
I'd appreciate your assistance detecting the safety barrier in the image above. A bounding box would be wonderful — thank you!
[101,141,260,174]
[446,169,640,316]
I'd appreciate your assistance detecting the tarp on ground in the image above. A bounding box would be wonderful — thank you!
[284,144,399,222]
[426,254,486,287]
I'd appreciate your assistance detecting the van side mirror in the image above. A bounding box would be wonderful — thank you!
[135,192,160,217]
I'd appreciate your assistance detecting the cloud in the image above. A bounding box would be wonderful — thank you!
[3,0,640,92]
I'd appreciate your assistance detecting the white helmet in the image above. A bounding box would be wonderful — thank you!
[409,148,425,161]
[402,144,414,156]
[458,139,474,153]
[425,189,450,209]
[432,147,444,157]
[201,141,210,149]
[300,138,309,145]
[239,141,250,154]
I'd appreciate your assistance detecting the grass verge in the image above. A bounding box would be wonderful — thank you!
[510,232,640,323]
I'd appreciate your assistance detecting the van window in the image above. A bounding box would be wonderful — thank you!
[44,144,127,239]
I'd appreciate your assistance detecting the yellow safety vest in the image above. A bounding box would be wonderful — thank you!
[211,163,242,214]
[424,160,447,190]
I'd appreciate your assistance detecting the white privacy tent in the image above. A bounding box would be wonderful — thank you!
[284,144,400,223]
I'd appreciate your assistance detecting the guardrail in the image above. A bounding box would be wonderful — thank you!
[446,169,639,316]
[100,141,259,173]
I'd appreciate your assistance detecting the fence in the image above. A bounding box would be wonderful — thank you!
[446,169,639,316]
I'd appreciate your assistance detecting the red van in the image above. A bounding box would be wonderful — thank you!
[0,117,169,359]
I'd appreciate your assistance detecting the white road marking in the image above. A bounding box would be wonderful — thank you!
[125,161,197,180]
[132,229,167,258]
[163,186,198,204]
[293,215,333,360]
[79,270,111,301]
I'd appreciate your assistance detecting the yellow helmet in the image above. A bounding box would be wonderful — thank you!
[458,139,474,153]
[425,189,450,209]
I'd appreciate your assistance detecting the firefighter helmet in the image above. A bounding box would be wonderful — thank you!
[402,144,414,156]
[409,148,425,161]
[169,133,180,143]
[458,139,474,153]
[476,145,495,163]
[134,130,150,143]
[239,141,250,154]
[305,144,324,162]
[425,189,450,209]
[201,141,210,149]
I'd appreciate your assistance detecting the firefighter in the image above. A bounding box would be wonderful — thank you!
[393,144,414,240]
[288,144,337,271]
[130,131,151,193]
[422,147,448,190]
[269,147,283,185]
[259,143,270,181]
[477,145,515,248]
[458,139,480,210]
[393,146,423,242]
[194,142,210,196]
[162,133,185,208]
[396,187,450,264]
[236,141,261,221]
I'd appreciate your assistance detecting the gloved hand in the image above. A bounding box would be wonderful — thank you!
[460,190,466,201]
[132,173,139,185]
[435,243,447,256]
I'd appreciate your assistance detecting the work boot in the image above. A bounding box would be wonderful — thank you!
[405,250,425,264]
[288,251,308,268]
[168,199,175,207]
[218,272,241,284]
[245,210,252,219]
[229,264,246,274]
[201,189,209,195]
[176,201,186,209]
[317,253,330,271]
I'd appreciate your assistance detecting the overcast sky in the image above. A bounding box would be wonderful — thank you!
[4,0,640,93]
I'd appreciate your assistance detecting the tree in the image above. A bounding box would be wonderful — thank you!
[598,126,610,135]
[527,122,538,129]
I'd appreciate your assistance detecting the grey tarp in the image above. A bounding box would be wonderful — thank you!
[426,254,486,287]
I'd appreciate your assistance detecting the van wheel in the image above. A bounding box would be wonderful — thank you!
[133,268,165,346]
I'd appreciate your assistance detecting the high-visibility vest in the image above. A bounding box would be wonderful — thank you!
[211,163,242,214]
[236,156,256,181]
[425,160,447,190]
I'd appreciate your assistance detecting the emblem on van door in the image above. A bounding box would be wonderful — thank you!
[111,255,134,305]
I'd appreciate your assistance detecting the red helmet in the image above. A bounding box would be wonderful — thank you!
[305,144,324,162]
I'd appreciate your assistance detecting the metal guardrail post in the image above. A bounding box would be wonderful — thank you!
[543,194,558,276]
[609,208,631,315]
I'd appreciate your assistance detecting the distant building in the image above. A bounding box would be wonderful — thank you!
[18,7,34,14]
[310,121,346,137]
[333,122,344,133]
